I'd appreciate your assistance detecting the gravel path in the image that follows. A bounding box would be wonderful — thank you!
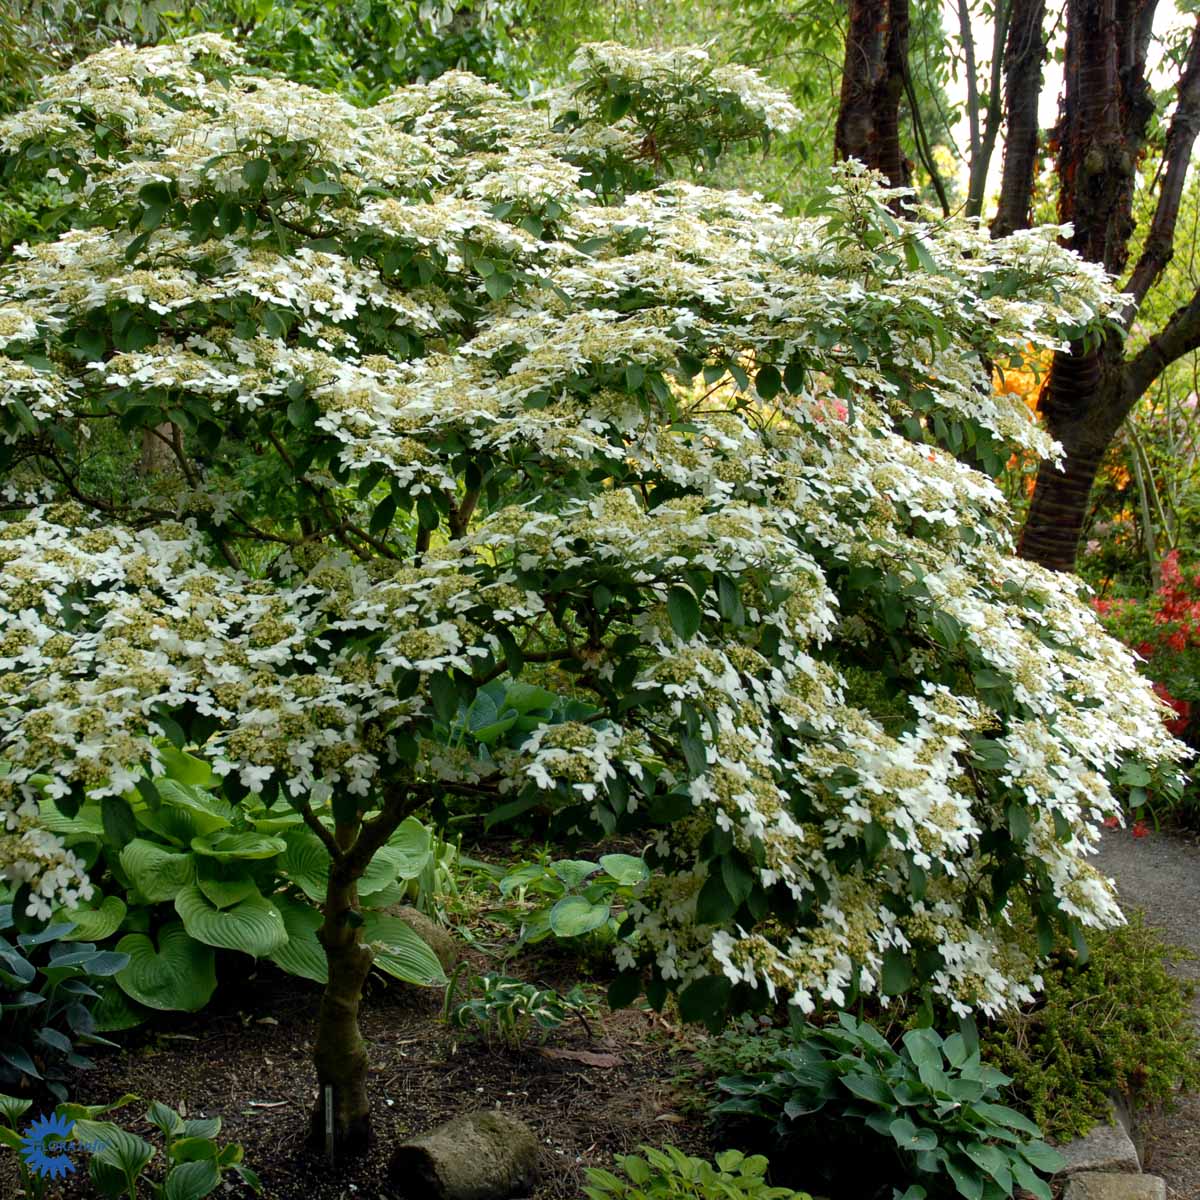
[1094,828,1200,1200]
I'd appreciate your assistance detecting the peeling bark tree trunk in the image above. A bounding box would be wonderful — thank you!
[836,0,912,188]
[309,825,373,1157]
[1016,0,1158,572]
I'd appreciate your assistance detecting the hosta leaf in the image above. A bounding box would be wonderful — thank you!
[91,983,150,1031]
[157,746,215,789]
[267,896,327,984]
[190,831,287,862]
[360,912,446,986]
[386,818,433,880]
[59,895,127,942]
[280,832,329,903]
[39,802,105,840]
[153,781,234,836]
[195,862,258,910]
[549,895,610,937]
[74,1119,155,1178]
[598,853,648,886]
[120,839,196,902]
[115,922,216,1012]
[163,1157,221,1200]
[551,859,601,889]
[174,885,287,958]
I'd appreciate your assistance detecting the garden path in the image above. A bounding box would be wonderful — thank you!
[1095,828,1200,1200]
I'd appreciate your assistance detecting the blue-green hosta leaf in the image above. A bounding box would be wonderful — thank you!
[174,885,287,958]
[58,895,127,942]
[267,896,327,984]
[598,853,648,886]
[190,831,287,862]
[360,912,446,986]
[1018,1140,1066,1174]
[962,1143,1012,1193]
[551,859,601,889]
[0,1094,32,1123]
[548,895,610,937]
[120,839,196,902]
[889,1116,938,1152]
[115,922,216,1012]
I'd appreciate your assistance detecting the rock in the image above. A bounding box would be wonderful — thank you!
[383,904,460,972]
[1055,1099,1141,1176]
[1063,1173,1167,1200]
[390,1110,539,1200]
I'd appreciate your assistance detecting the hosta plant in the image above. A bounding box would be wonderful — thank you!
[714,1015,1063,1200]
[498,852,648,946]
[583,1146,810,1200]
[0,34,1184,1155]
[445,970,596,1048]
[0,1091,260,1200]
[0,903,127,1100]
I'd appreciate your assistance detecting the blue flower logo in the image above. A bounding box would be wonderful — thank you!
[20,1112,78,1179]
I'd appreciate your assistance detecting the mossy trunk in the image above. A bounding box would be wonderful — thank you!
[309,850,373,1158]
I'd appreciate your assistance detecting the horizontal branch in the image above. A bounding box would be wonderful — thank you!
[1124,285,1200,405]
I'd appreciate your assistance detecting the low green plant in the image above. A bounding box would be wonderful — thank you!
[583,1146,811,1200]
[444,970,596,1048]
[979,911,1200,1141]
[497,852,647,946]
[0,1092,259,1199]
[0,904,127,1100]
[29,747,446,1025]
[714,1014,1063,1200]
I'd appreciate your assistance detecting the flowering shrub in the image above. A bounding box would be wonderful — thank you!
[0,36,1184,1150]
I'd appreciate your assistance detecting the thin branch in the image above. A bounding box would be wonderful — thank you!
[1122,15,1200,312]
[294,797,344,863]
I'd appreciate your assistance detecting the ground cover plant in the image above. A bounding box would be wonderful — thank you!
[0,29,1187,1189]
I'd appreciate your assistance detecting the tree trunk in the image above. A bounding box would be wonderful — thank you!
[835,0,912,188]
[991,0,1046,238]
[1016,0,1158,570]
[309,854,373,1157]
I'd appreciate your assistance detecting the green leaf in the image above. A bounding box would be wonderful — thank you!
[280,830,330,903]
[1019,1140,1066,1173]
[119,839,196,902]
[190,831,287,862]
[598,854,648,886]
[841,1072,893,1105]
[551,859,601,889]
[75,1118,155,1179]
[59,895,127,942]
[266,896,327,984]
[115,923,216,1012]
[755,364,781,400]
[158,747,215,788]
[174,885,287,958]
[890,1116,937,1152]
[241,159,270,189]
[164,1158,221,1200]
[667,585,701,640]
[360,912,447,986]
[677,975,732,1027]
[881,948,914,995]
[548,895,610,937]
[154,781,235,836]
[101,795,138,846]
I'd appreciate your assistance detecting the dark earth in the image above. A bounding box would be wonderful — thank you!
[0,945,715,1200]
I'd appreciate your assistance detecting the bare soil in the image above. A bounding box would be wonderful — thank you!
[0,950,713,1200]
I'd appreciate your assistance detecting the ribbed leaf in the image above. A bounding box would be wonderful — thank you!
[91,983,150,1032]
[195,864,257,910]
[74,1119,155,1178]
[151,781,234,836]
[39,802,105,840]
[361,912,446,986]
[120,839,196,902]
[190,831,287,862]
[114,922,216,1012]
[60,895,127,942]
[175,885,287,958]
[267,896,327,984]
[163,1158,220,1200]
[280,831,329,903]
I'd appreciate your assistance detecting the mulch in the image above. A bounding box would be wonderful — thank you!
[0,949,714,1200]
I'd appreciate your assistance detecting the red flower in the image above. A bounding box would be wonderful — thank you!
[1132,820,1150,839]
[1102,815,1120,829]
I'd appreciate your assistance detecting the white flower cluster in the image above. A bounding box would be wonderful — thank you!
[0,39,1178,1014]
